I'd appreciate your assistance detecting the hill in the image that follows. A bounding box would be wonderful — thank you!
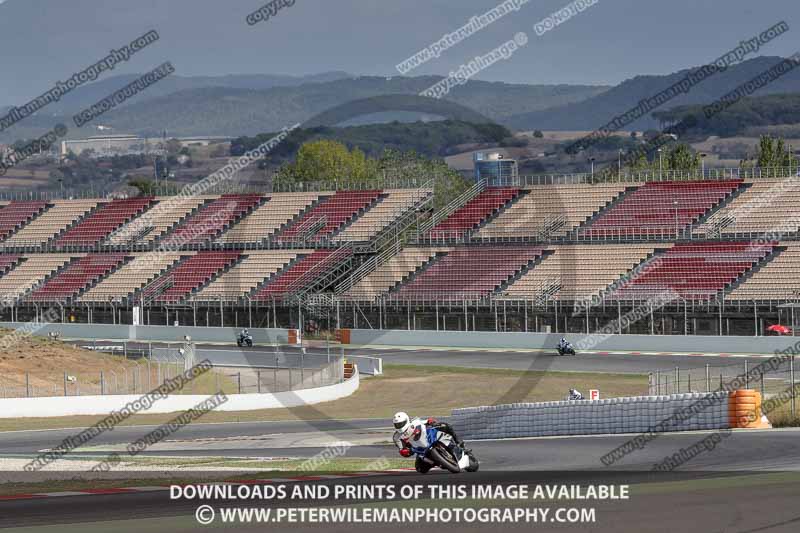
[506,56,800,132]
[0,71,352,116]
[651,93,800,138]
[230,120,512,161]
[0,76,607,142]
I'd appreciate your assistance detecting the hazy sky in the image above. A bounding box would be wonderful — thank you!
[1,0,799,104]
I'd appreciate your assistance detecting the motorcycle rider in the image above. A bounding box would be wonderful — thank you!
[567,388,585,401]
[392,411,468,473]
[558,337,572,352]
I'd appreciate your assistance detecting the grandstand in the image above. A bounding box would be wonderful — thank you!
[0,176,797,336]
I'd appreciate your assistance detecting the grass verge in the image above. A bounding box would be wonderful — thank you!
[0,364,648,431]
[0,456,408,496]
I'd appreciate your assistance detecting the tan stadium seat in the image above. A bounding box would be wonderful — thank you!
[335,188,432,242]
[78,251,196,302]
[217,193,322,244]
[192,250,308,300]
[728,243,800,301]
[477,183,630,239]
[2,200,98,247]
[698,179,800,237]
[106,196,212,245]
[0,253,80,300]
[346,247,449,300]
[501,243,666,301]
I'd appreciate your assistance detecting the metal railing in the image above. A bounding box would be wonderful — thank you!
[518,165,800,186]
[417,179,486,237]
[648,357,797,418]
[0,344,188,398]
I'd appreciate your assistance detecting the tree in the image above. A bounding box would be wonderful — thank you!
[533,130,544,138]
[128,177,156,196]
[666,143,700,171]
[756,136,796,169]
[277,140,373,184]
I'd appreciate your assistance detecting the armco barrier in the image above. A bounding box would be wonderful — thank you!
[0,322,289,345]
[344,329,800,355]
[449,392,732,440]
[0,367,359,418]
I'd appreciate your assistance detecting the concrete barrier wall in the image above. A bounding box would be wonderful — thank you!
[0,322,289,345]
[450,391,729,440]
[347,329,799,355]
[0,368,359,418]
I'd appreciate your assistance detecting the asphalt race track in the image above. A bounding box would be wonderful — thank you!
[134,342,779,374]
[2,344,799,531]
[1,420,800,470]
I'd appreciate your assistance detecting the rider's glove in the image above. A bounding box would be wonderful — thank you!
[426,417,436,425]
[399,448,411,457]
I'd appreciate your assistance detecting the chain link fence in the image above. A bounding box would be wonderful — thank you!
[0,343,372,398]
[648,356,797,417]
[0,356,189,398]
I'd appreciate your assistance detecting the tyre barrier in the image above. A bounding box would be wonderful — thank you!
[450,390,769,440]
[729,389,770,429]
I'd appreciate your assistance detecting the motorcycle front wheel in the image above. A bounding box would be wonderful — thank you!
[466,454,480,472]
[429,442,461,473]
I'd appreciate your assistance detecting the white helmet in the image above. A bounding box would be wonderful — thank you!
[393,411,411,434]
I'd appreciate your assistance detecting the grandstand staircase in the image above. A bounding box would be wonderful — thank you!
[245,253,308,301]
[722,244,784,297]
[105,198,163,245]
[119,254,187,303]
[286,244,355,301]
[287,215,328,246]
[140,274,174,306]
[334,184,436,294]
[591,247,670,303]
[143,197,215,247]
[0,255,24,278]
[570,185,636,239]
[107,225,155,248]
[468,188,530,240]
[538,214,567,241]
[0,201,51,245]
[23,253,132,303]
[326,193,386,242]
[385,250,449,296]
[133,252,200,305]
[144,252,243,305]
[691,182,752,238]
[494,248,551,297]
[416,179,486,241]
[155,195,264,248]
[71,254,135,302]
[267,195,328,244]
[45,202,105,250]
[364,184,435,251]
[208,195,269,245]
[185,253,247,302]
[299,293,337,321]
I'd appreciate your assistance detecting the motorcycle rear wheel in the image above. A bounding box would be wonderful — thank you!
[429,443,461,473]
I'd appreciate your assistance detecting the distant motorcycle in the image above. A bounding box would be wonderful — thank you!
[557,344,576,356]
[237,332,253,347]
